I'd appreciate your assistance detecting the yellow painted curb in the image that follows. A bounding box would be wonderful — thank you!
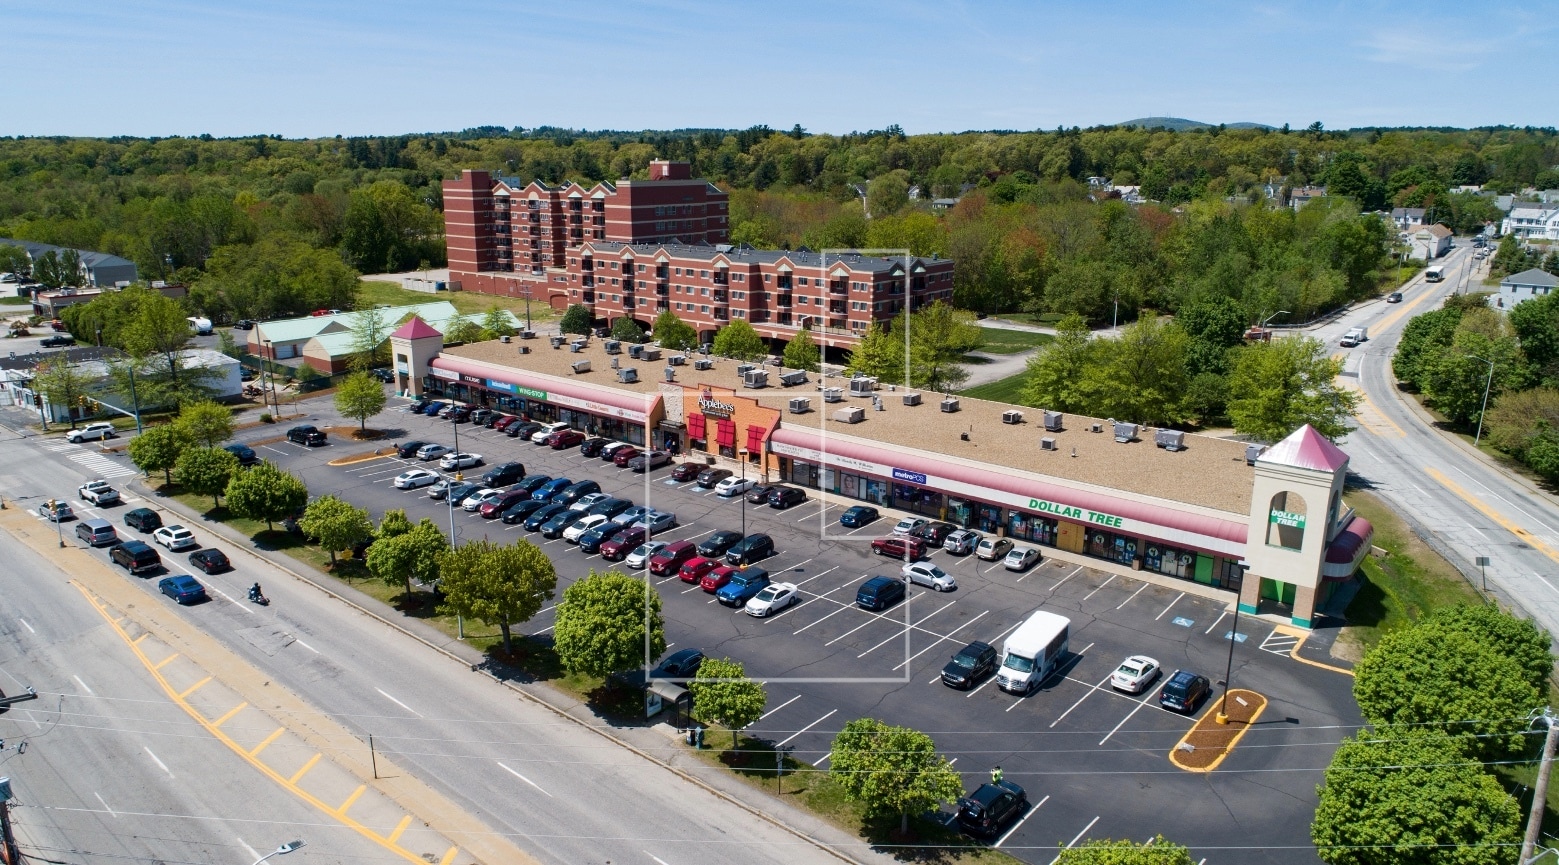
[1275,624,1355,677]
[1168,689,1267,773]
[328,448,394,466]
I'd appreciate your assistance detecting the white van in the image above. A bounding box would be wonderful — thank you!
[996,610,1070,695]
[187,316,213,335]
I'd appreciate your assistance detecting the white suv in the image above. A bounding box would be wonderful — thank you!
[66,422,117,443]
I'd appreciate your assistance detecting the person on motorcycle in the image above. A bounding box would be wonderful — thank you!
[248,582,263,601]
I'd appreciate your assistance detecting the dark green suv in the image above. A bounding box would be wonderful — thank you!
[123,507,163,533]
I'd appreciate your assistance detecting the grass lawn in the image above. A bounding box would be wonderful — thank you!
[358,280,558,321]
[958,371,1029,405]
[1335,490,1481,659]
[0,296,30,306]
[976,327,1052,355]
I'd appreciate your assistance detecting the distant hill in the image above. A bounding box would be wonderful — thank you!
[1118,117,1276,131]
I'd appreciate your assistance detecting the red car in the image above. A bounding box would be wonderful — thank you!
[599,525,648,560]
[547,429,586,449]
[700,564,739,593]
[871,536,927,560]
[613,446,643,467]
[479,489,531,518]
[670,462,702,482]
[648,540,698,576]
[490,415,517,430]
[679,555,721,584]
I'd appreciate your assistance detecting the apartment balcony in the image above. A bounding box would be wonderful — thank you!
[712,290,727,302]
[829,282,848,295]
[712,274,728,285]
[582,276,594,287]
[655,285,669,297]
[775,297,792,308]
[581,292,595,303]
[656,300,669,311]
[829,301,847,314]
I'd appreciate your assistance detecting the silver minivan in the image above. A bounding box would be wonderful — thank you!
[76,517,119,547]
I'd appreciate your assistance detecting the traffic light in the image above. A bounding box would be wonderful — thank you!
[76,395,86,407]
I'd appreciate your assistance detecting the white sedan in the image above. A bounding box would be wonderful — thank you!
[154,525,198,551]
[714,476,756,497]
[393,468,440,490]
[439,452,483,470]
[463,488,501,512]
[892,517,928,536]
[1002,546,1041,571]
[745,582,799,617]
[1110,655,1162,694]
[901,561,957,591]
[625,541,668,569]
[563,514,609,543]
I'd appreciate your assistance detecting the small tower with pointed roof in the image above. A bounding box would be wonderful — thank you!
[387,316,445,397]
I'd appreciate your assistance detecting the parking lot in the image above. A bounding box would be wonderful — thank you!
[245,395,1359,864]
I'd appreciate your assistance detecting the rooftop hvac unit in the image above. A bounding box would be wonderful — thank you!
[1090,423,1103,433]
[1245,444,1267,465]
[873,396,885,411]
[693,358,714,371]
[903,392,922,406]
[1002,410,1023,425]
[779,370,808,387]
[642,347,662,361]
[668,354,686,366]
[940,397,960,413]
[849,376,877,397]
[604,339,621,354]
[570,340,586,353]
[822,387,844,403]
[834,406,865,424]
[550,335,565,349]
[1155,429,1186,452]
[518,345,530,354]
[617,367,638,383]
[664,367,676,382]
[1113,422,1139,443]
[500,335,511,344]
[520,330,536,340]
[1043,411,1063,431]
[743,369,769,389]
[1041,437,1057,451]
[628,344,644,359]
[735,363,755,376]
[610,357,620,369]
[789,397,811,414]
[571,359,591,374]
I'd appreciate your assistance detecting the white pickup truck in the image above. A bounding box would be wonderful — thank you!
[1339,326,1368,348]
[77,480,121,506]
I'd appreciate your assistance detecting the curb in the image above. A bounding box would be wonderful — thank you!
[132,476,875,865]
[1390,379,1559,510]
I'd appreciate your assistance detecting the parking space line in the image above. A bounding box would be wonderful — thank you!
[1099,689,1161,745]
[965,675,999,698]
[995,793,1048,848]
[1203,610,1228,635]
[1047,816,1100,864]
[1116,583,1147,609]
[812,751,832,767]
[1155,592,1185,621]
[1080,574,1116,601]
[1050,673,1113,728]
[759,694,801,721]
[791,565,838,588]
[895,610,988,670]
[774,709,836,747]
[1050,566,1083,590]
[858,599,956,658]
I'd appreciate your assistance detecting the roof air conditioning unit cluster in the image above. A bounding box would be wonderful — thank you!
[735,363,755,376]
[789,397,811,414]
[520,330,535,340]
[500,335,511,344]
[834,406,865,424]
[618,367,638,383]
[571,359,591,374]
[642,347,662,361]
[628,344,644,359]
[1043,411,1063,431]
[664,367,676,382]
[1002,410,1023,424]
[902,392,922,406]
[1113,422,1139,443]
[1155,429,1186,452]
[1041,437,1057,451]
[1245,444,1267,465]
[849,376,876,397]
[693,358,714,371]
[668,354,686,366]
[744,369,769,388]
[822,387,844,403]
[779,370,808,386]
[940,397,960,413]
[550,335,565,349]
[569,340,586,353]
[604,339,622,354]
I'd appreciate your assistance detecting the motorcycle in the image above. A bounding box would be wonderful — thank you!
[247,589,270,606]
[243,385,263,397]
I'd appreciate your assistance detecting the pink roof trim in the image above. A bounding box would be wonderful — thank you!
[1259,425,1349,473]
[429,356,659,419]
[392,316,442,340]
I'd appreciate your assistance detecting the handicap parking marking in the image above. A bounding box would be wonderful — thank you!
[1223,630,1248,643]
[1155,591,1186,621]
[1171,616,1195,628]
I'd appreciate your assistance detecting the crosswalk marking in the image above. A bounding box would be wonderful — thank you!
[39,439,138,477]
[1259,628,1300,656]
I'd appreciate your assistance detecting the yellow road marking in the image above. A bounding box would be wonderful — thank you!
[1349,381,1405,438]
[152,653,180,670]
[212,702,248,727]
[388,815,413,844]
[1426,467,1559,565]
[250,727,285,757]
[71,584,444,865]
[289,753,322,784]
[439,846,459,865]
[338,784,366,813]
[178,676,212,699]
[133,633,148,645]
[1373,279,1444,334]
[1273,625,1355,677]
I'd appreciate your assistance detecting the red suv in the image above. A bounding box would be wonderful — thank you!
[613,446,643,467]
[679,556,721,584]
[547,429,586,449]
[599,525,648,561]
[871,536,927,560]
[648,540,697,576]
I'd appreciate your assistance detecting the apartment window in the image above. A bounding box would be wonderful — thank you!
[798,296,808,305]
[675,267,683,275]
[637,264,646,272]
[799,277,809,286]
[765,274,772,282]
[699,270,709,278]
[734,309,746,318]
[612,278,620,286]
[700,305,710,314]
[700,287,709,296]
[613,295,620,302]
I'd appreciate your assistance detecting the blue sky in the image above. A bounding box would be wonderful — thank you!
[9,0,1555,137]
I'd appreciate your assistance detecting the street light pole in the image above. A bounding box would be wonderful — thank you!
[739,448,748,537]
[1468,354,1495,447]
[1522,711,1559,864]
[1215,602,1241,724]
[250,839,305,865]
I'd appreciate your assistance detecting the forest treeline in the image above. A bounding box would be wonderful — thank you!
[0,124,1552,325]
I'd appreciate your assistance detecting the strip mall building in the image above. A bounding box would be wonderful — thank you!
[391,323,1372,628]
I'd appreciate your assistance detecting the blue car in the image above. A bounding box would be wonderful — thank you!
[531,477,572,502]
[578,521,627,553]
[158,574,208,605]
[423,401,447,416]
[840,505,880,528]
[715,567,771,607]
[511,475,553,495]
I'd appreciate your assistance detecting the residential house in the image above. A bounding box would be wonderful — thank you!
[1288,186,1327,211]
[0,238,139,288]
[1410,224,1454,260]
[1497,268,1559,309]
[1390,208,1426,231]
[1501,204,1559,242]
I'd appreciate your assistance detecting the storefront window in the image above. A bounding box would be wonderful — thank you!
[1008,512,1058,546]
[1143,543,1196,579]
[946,498,975,528]
[863,479,889,507]
[1085,529,1138,566]
[1219,559,1245,592]
[788,459,818,488]
[977,504,1002,534]
[891,483,942,517]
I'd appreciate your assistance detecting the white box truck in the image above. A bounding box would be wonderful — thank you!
[995,610,1070,695]
[1340,326,1367,347]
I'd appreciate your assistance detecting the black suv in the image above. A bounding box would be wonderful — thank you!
[724,533,775,566]
[287,425,326,446]
[767,486,806,509]
[912,521,958,547]
[40,334,75,347]
[396,440,428,459]
[941,641,998,689]
[579,437,610,457]
[1159,670,1212,713]
[481,462,527,487]
[955,780,1028,838]
[507,421,543,439]
[223,443,258,466]
[697,530,744,559]
[109,540,162,575]
[123,507,163,533]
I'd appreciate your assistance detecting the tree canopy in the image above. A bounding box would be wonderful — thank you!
[829,717,964,834]
[711,319,767,361]
[224,461,308,531]
[552,570,666,679]
[688,657,768,749]
[175,447,238,506]
[298,494,374,565]
[1226,336,1358,442]
[335,372,387,431]
[365,517,448,599]
[436,538,557,654]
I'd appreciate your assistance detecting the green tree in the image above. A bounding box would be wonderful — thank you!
[652,309,699,351]
[175,446,239,506]
[552,570,667,679]
[1312,728,1520,865]
[1020,313,1097,411]
[128,423,188,484]
[347,306,390,372]
[1177,297,1249,377]
[294,361,322,382]
[480,307,517,338]
[829,717,964,835]
[1082,316,1192,426]
[365,518,448,599]
[865,171,911,217]
[1057,837,1194,865]
[559,303,592,336]
[611,316,648,344]
[1423,605,1553,698]
[845,321,905,384]
[174,400,233,448]
[298,494,374,565]
[711,319,767,362]
[908,302,981,392]
[443,316,485,345]
[375,508,412,541]
[689,657,768,749]
[437,538,557,654]
[224,461,308,532]
[122,292,195,390]
[33,356,93,430]
[1419,321,1525,427]
[1226,336,1358,442]
[0,244,29,281]
[781,326,820,372]
[334,372,387,432]
[1392,307,1463,391]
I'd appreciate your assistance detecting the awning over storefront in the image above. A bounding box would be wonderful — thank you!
[1321,516,1374,581]
[769,427,1249,557]
[429,356,659,424]
[686,412,706,440]
[745,424,767,454]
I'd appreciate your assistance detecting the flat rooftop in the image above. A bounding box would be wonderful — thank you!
[444,337,1256,514]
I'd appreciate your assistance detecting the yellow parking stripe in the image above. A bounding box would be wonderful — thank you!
[1273,625,1355,677]
[289,753,322,784]
[439,847,459,865]
[249,727,285,757]
[178,676,212,699]
[388,815,413,844]
[212,702,248,727]
[338,785,367,813]
[152,653,180,670]
[133,634,149,645]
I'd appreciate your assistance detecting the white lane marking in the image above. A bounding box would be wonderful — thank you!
[207,586,255,615]
[144,746,173,777]
[260,445,288,455]
[375,688,422,717]
[1081,574,1117,601]
[1116,583,1148,610]
[859,599,957,658]
[1050,566,1083,590]
[965,675,999,699]
[812,751,832,767]
[1534,572,1559,596]
[759,694,801,721]
[646,853,673,865]
[1099,690,1160,745]
[94,791,117,818]
[497,761,553,797]
[74,675,94,695]
[18,618,34,634]
[1203,610,1228,635]
[1155,592,1186,621]
[1050,673,1114,728]
[895,610,989,670]
[793,603,852,635]
[1048,816,1101,864]
[996,793,1049,848]
[791,565,838,588]
[294,639,319,654]
[774,709,836,748]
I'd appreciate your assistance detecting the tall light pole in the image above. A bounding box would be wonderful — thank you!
[1468,354,1495,447]
[1522,710,1559,864]
[263,339,278,419]
[738,448,748,537]
[1214,602,1241,725]
[251,839,305,865]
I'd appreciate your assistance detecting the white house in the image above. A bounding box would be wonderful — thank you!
[1501,205,1559,242]
[1497,268,1559,309]
[1409,224,1454,260]
[1390,207,1426,231]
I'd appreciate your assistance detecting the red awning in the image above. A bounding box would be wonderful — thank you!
[686,413,706,440]
[745,425,767,453]
[1321,517,1374,581]
[715,419,736,448]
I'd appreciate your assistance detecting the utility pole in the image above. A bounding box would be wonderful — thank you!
[0,776,19,865]
[1521,710,1559,864]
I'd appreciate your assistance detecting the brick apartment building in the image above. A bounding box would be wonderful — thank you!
[442,160,954,347]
